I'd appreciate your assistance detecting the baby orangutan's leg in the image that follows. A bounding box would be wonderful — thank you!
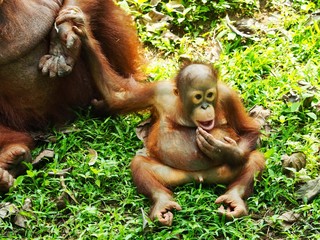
[130,155,246,225]
[215,150,265,219]
[130,155,194,226]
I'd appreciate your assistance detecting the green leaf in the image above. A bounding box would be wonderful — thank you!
[290,101,301,112]
[95,179,101,187]
[306,112,317,120]
[26,170,35,178]
[90,167,100,175]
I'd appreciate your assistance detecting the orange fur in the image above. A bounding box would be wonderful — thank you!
[69,15,266,225]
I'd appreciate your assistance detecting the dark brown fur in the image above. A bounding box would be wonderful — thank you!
[0,0,144,191]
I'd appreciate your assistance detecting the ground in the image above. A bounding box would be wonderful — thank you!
[0,0,320,239]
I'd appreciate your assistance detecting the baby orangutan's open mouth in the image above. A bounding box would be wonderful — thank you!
[197,120,214,131]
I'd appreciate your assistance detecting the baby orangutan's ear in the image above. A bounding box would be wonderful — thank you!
[173,87,179,96]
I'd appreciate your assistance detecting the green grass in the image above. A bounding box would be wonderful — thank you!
[1,0,320,239]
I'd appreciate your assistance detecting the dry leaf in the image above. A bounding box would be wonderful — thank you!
[48,167,72,177]
[166,1,184,13]
[249,105,271,128]
[0,203,18,219]
[141,207,150,230]
[234,18,259,34]
[298,80,312,88]
[278,211,300,223]
[282,90,300,103]
[30,132,57,143]
[32,149,54,166]
[225,15,259,41]
[88,149,98,166]
[56,191,73,210]
[305,10,320,26]
[162,30,179,41]
[15,198,33,228]
[147,9,166,23]
[277,211,301,230]
[150,0,161,6]
[144,9,172,33]
[282,152,306,178]
[22,198,32,211]
[296,177,320,202]
[207,39,222,62]
[56,176,78,209]
[0,199,33,228]
[146,21,171,33]
[14,214,26,228]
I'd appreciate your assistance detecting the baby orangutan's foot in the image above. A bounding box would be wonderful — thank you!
[150,198,182,226]
[215,192,248,219]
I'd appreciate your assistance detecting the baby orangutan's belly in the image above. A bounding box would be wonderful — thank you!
[148,130,221,171]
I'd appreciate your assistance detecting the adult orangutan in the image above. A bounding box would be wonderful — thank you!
[70,17,266,226]
[0,0,146,192]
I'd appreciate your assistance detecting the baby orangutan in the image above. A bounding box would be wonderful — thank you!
[130,64,265,225]
[70,14,265,226]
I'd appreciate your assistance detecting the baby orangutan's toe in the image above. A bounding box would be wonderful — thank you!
[150,200,182,226]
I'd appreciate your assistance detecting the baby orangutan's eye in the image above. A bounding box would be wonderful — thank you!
[192,93,203,104]
[195,94,202,100]
[206,91,215,101]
